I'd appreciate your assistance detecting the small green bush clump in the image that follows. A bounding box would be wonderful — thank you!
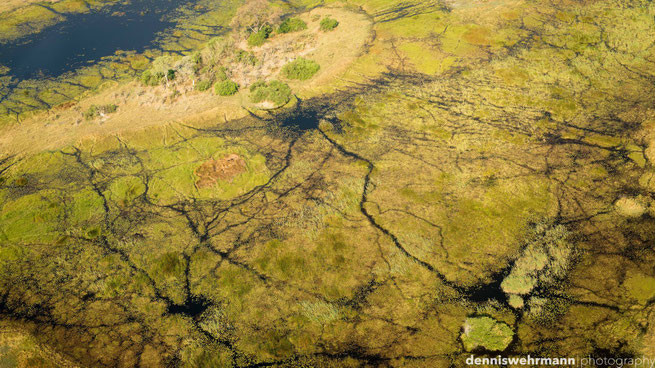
[319,17,339,31]
[195,80,212,92]
[277,17,307,33]
[250,80,292,106]
[236,50,258,66]
[215,80,239,96]
[247,24,273,46]
[282,57,320,80]
[84,104,118,120]
[140,70,164,86]
[192,52,203,74]
[167,69,176,81]
[216,66,229,81]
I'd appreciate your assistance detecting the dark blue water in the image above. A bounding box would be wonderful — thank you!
[0,0,187,81]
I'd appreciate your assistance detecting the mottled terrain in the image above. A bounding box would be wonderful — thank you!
[1,0,654,367]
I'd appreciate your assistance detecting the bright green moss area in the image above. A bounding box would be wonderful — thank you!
[461,317,514,352]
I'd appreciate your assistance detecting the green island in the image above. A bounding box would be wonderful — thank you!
[1,0,655,366]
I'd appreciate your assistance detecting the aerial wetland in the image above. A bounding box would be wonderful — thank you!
[0,0,655,367]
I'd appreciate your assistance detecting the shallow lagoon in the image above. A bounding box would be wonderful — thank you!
[0,0,189,80]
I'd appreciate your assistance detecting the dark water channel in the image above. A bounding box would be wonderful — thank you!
[0,0,191,81]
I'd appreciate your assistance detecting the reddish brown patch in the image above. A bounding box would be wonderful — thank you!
[195,154,247,188]
[55,101,76,110]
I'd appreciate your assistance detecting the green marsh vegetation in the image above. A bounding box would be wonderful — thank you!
[1,0,655,366]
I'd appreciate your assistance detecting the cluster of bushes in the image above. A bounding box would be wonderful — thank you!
[83,104,117,120]
[320,17,339,31]
[247,24,273,46]
[140,70,164,86]
[215,80,239,96]
[277,17,307,33]
[140,68,176,86]
[250,80,291,106]
[282,57,320,80]
[235,50,258,66]
[194,80,212,92]
[248,16,308,46]
[195,66,229,92]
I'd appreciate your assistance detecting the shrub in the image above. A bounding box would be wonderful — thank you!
[167,69,176,81]
[215,80,239,96]
[282,57,320,80]
[140,70,164,86]
[216,66,229,81]
[192,52,202,66]
[319,17,339,31]
[277,17,307,33]
[250,80,292,106]
[235,50,258,66]
[84,104,117,120]
[249,80,266,92]
[195,80,212,92]
[247,24,273,46]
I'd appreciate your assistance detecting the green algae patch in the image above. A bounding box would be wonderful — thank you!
[461,316,514,352]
